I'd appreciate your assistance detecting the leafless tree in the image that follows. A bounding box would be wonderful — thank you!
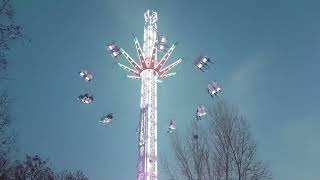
[3,154,55,180]
[210,102,271,180]
[0,154,89,180]
[160,153,179,180]
[0,91,15,154]
[209,102,237,180]
[0,90,15,179]
[0,0,26,78]
[0,2,89,179]
[162,101,272,180]
[228,115,270,180]
[55,170,89,180]
[161,121,216,180]
[0,0,24,175]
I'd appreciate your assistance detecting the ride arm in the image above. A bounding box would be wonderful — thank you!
[155,42,178,71]
[118,63,140,76]
[159,58,182,76]
[159,72,176,80]
[127,75,141,80]
[120,48,142,72]
[133,36,148,69]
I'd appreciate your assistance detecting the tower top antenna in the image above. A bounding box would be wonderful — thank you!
[144,10,158,24]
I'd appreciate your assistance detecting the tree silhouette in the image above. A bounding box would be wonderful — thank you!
[162,101,272,180]
[4,155,54,180]
[55,170,89,180]
[0,1,88,179]
[1,154,89,180]
[0,0,26,78]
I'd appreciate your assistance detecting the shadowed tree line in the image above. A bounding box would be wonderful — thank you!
[0,154,88,180]
[0,1,88,179]
[162,101,272,180]
[0,0,26,80]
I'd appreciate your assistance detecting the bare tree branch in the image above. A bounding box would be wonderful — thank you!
[171,131,194,180]
[159,153,179,180]
[163,101,272,180]
[0,0,27,77]
[0,91,15,156]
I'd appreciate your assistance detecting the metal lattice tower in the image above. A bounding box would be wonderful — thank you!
[115,10,181,180]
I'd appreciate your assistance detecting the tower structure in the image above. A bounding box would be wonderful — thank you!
[113,10,181,180]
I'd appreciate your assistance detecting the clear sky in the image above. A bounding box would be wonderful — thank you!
[7,0,320,179]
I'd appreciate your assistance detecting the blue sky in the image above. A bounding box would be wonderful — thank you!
[7,0,320,179]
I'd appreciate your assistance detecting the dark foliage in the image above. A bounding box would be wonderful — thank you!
[0,1,88,180]
[0,0,26,76]
[0,155,89,180]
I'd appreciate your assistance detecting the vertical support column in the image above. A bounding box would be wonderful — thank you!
[137,10,159,180]
[147,70,157,180]
[137,69,158,180]
[137,80,147,179]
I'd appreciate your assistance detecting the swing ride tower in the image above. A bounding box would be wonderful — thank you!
[114,10,181,180]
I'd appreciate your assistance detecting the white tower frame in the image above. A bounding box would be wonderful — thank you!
[113,10,181,180]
